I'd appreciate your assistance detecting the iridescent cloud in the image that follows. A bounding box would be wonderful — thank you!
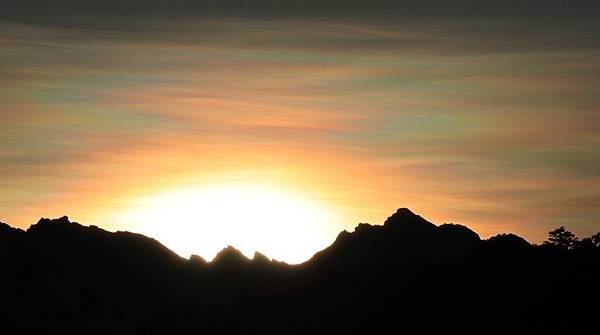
[1,14,599,261]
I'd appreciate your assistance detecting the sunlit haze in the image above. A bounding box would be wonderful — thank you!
[2,4,600,263]
[108,183,342,263]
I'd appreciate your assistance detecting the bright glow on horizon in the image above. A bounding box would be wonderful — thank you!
[109,183,343,264]
[3,18,600,251]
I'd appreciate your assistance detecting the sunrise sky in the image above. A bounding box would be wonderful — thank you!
[2,1,600,263]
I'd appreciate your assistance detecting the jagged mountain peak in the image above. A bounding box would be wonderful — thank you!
[212,245,250,266]
[0,221,24,234]
[306,207,482,269]
[253,251,271,263]
[27,215,81,234]
[36,215,71,225]
[189,254,208,265]
[383,208,436,230]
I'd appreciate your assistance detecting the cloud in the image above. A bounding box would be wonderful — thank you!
[4,1,600,25]
[1,13,599,245]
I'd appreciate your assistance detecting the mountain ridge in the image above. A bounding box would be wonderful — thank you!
[2,208,493,266]
[1,207,598,334]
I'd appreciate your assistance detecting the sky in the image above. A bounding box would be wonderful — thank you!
[2,1,600,263]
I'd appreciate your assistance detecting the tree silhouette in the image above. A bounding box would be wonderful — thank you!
[577,232,600,249]
[593,232,600,248]
[544,226,578,250]
[589,233,600,248]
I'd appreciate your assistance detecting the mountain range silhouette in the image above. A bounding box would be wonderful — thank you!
[1,208,598,334]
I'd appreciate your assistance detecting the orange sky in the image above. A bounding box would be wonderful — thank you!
[2,17,600,262]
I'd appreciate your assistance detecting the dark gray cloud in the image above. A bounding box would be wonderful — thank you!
[2,0,600,248]
[4,0,600,26]
[4,1,599,56]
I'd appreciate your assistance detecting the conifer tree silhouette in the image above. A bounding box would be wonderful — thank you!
[544,226,578,250]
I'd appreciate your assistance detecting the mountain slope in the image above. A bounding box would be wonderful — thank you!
[306,208,481,272]
[0,208,598,334]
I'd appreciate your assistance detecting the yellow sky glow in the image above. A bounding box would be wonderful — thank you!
[106,183,343,263]
[2,18,600,263]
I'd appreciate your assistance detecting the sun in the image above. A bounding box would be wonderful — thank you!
[109,183,342,264]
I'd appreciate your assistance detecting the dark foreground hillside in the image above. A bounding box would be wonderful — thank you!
[1,208,598,334]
